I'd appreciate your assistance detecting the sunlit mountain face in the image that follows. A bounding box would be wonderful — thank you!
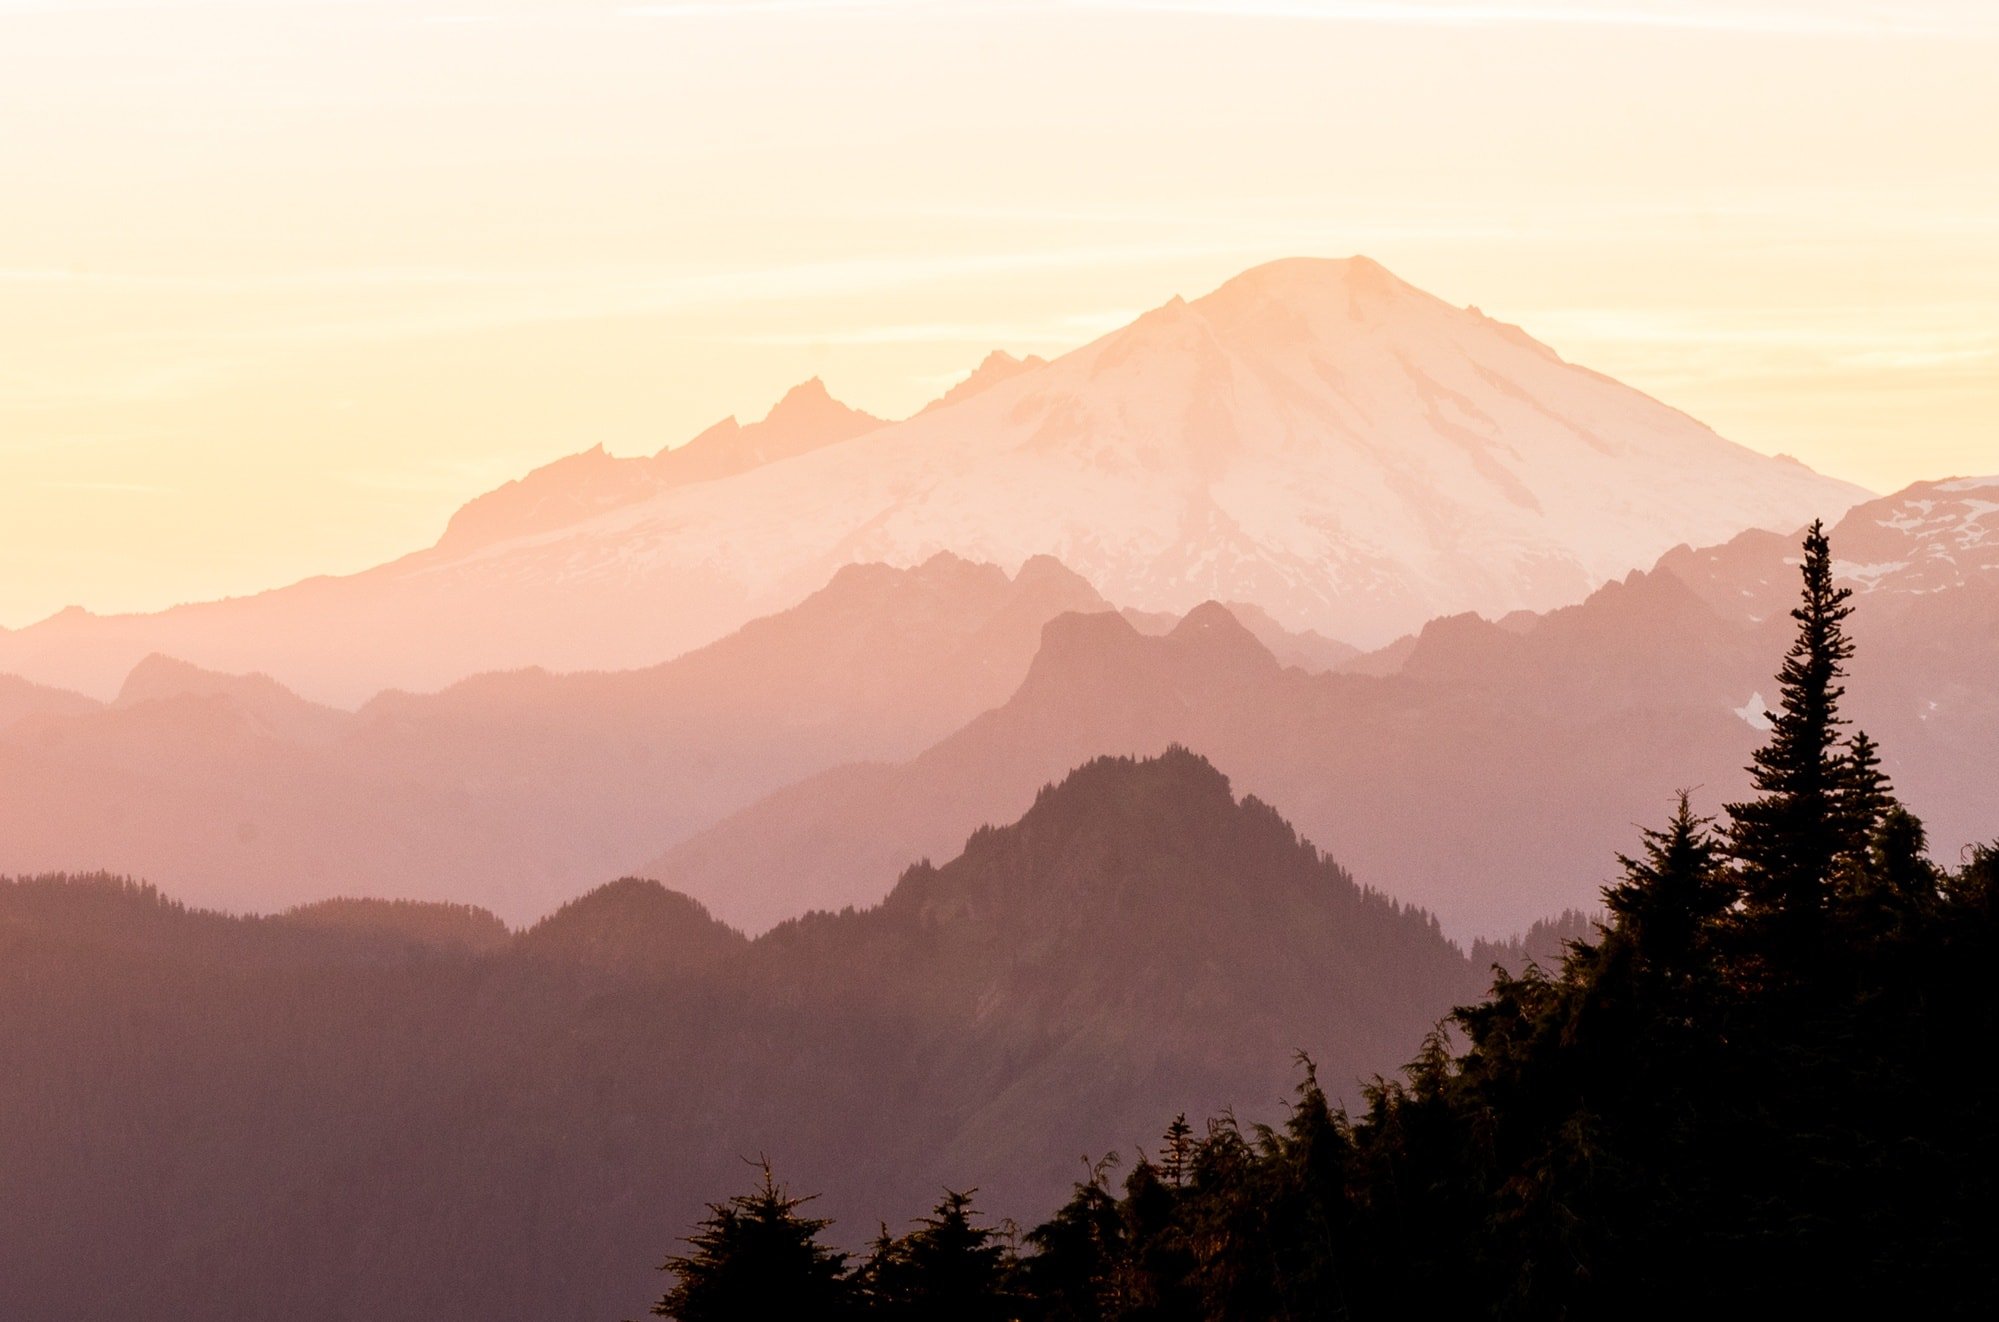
[0,258,1862,704]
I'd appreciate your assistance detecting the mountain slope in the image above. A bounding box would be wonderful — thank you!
[0,672,96,733]
[651,488,1997,939]
[437,377,884,554]
[389,256,1868,655]
[0,257,1865,703]
[0,751,1484,1322]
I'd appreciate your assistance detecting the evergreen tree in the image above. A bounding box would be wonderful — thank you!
[652,1162,851,1322]
[1840,804,1940,939]
[849,1224,909,1316]
[1160,1114,1195,1189]
[864,1189,1017,1321]
[1839,729,1894,849]
[1018,1158,1126,1321]
[1118,1157,1200,1321]
[1725,519,1857,953]
[1602,792,1731,973]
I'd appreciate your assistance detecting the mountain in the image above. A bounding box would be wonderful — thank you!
[0,672,95,733]
[0,751,1487,1322]
[281,897,513,954]
[512,878,745,978]
[0,554,1109,921]
[650,488,1998,939]
[115,653,349,745]
[0,377,885,704]
[917,348,1047,413]
[0,257,1865,704]
[437,378,884,554]
[1650,473,1999,620]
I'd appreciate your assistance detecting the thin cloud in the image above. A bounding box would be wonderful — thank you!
[621,1,894,14]
[721,312,1137,348]
[37,479,169,494]
[1080,0,1997,39]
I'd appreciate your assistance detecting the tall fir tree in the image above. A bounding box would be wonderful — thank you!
[1725,520,1857,953]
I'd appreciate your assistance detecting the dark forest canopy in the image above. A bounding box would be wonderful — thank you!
[650,521,1999,1320]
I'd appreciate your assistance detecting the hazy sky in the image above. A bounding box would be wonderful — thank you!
[2,0,1995,625]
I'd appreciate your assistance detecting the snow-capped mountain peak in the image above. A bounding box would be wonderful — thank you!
[0,257,1873,700]
[433,254,1864,648]
[1830,475,1999,594]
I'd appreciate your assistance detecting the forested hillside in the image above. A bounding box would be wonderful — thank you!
[0,750,1487,1322]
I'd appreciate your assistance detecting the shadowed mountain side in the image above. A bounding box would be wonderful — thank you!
[0,751,1484,1322]
[652,523,1999,938]
[0,555,1109,921]
[513,878,745,978]
[1124,599,1361,672]
[282,897,513,955]
[649,603,1744,938]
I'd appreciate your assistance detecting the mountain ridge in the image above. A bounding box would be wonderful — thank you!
[0,256,1867,703]
[647,489,1996,940]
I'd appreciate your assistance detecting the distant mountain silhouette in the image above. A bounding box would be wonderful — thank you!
[0,554,1110,921]
[0,257,1865,703]
[1123,597,1361,672]
[115,653,349,744]
[438,377,885,554]
[513,878,744,977]
[917,348,1047,413]
[0,671,94,732]
[651,484,1998,938]
[282,896,512,954]
[0,750,1486,1322]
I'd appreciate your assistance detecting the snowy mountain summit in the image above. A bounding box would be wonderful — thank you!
[475,256,1866,643]
[0,257,1869,701]
[1829,475,1999,595]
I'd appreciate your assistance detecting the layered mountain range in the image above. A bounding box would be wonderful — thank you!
[0,554,1110,919]
[0,258,1863,704]
[0,751,1510,1322]
[3,255,1990,1322]
[650,477,1999,938]
[2,475,1989,938]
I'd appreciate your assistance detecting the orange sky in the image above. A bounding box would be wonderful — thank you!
[2,0,1995,626]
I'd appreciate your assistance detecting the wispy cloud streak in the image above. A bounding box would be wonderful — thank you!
[1076,0,1997,39]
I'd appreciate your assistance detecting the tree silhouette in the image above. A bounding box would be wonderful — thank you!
[1018,1158,1124,1321]
[860,1190,1016,1322]
[1725,519,1857,956]
[1160,1114,1195,1189]
[652,1161,850,1322]
[1839,728,1894,847]
[1602,792,1731,974]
